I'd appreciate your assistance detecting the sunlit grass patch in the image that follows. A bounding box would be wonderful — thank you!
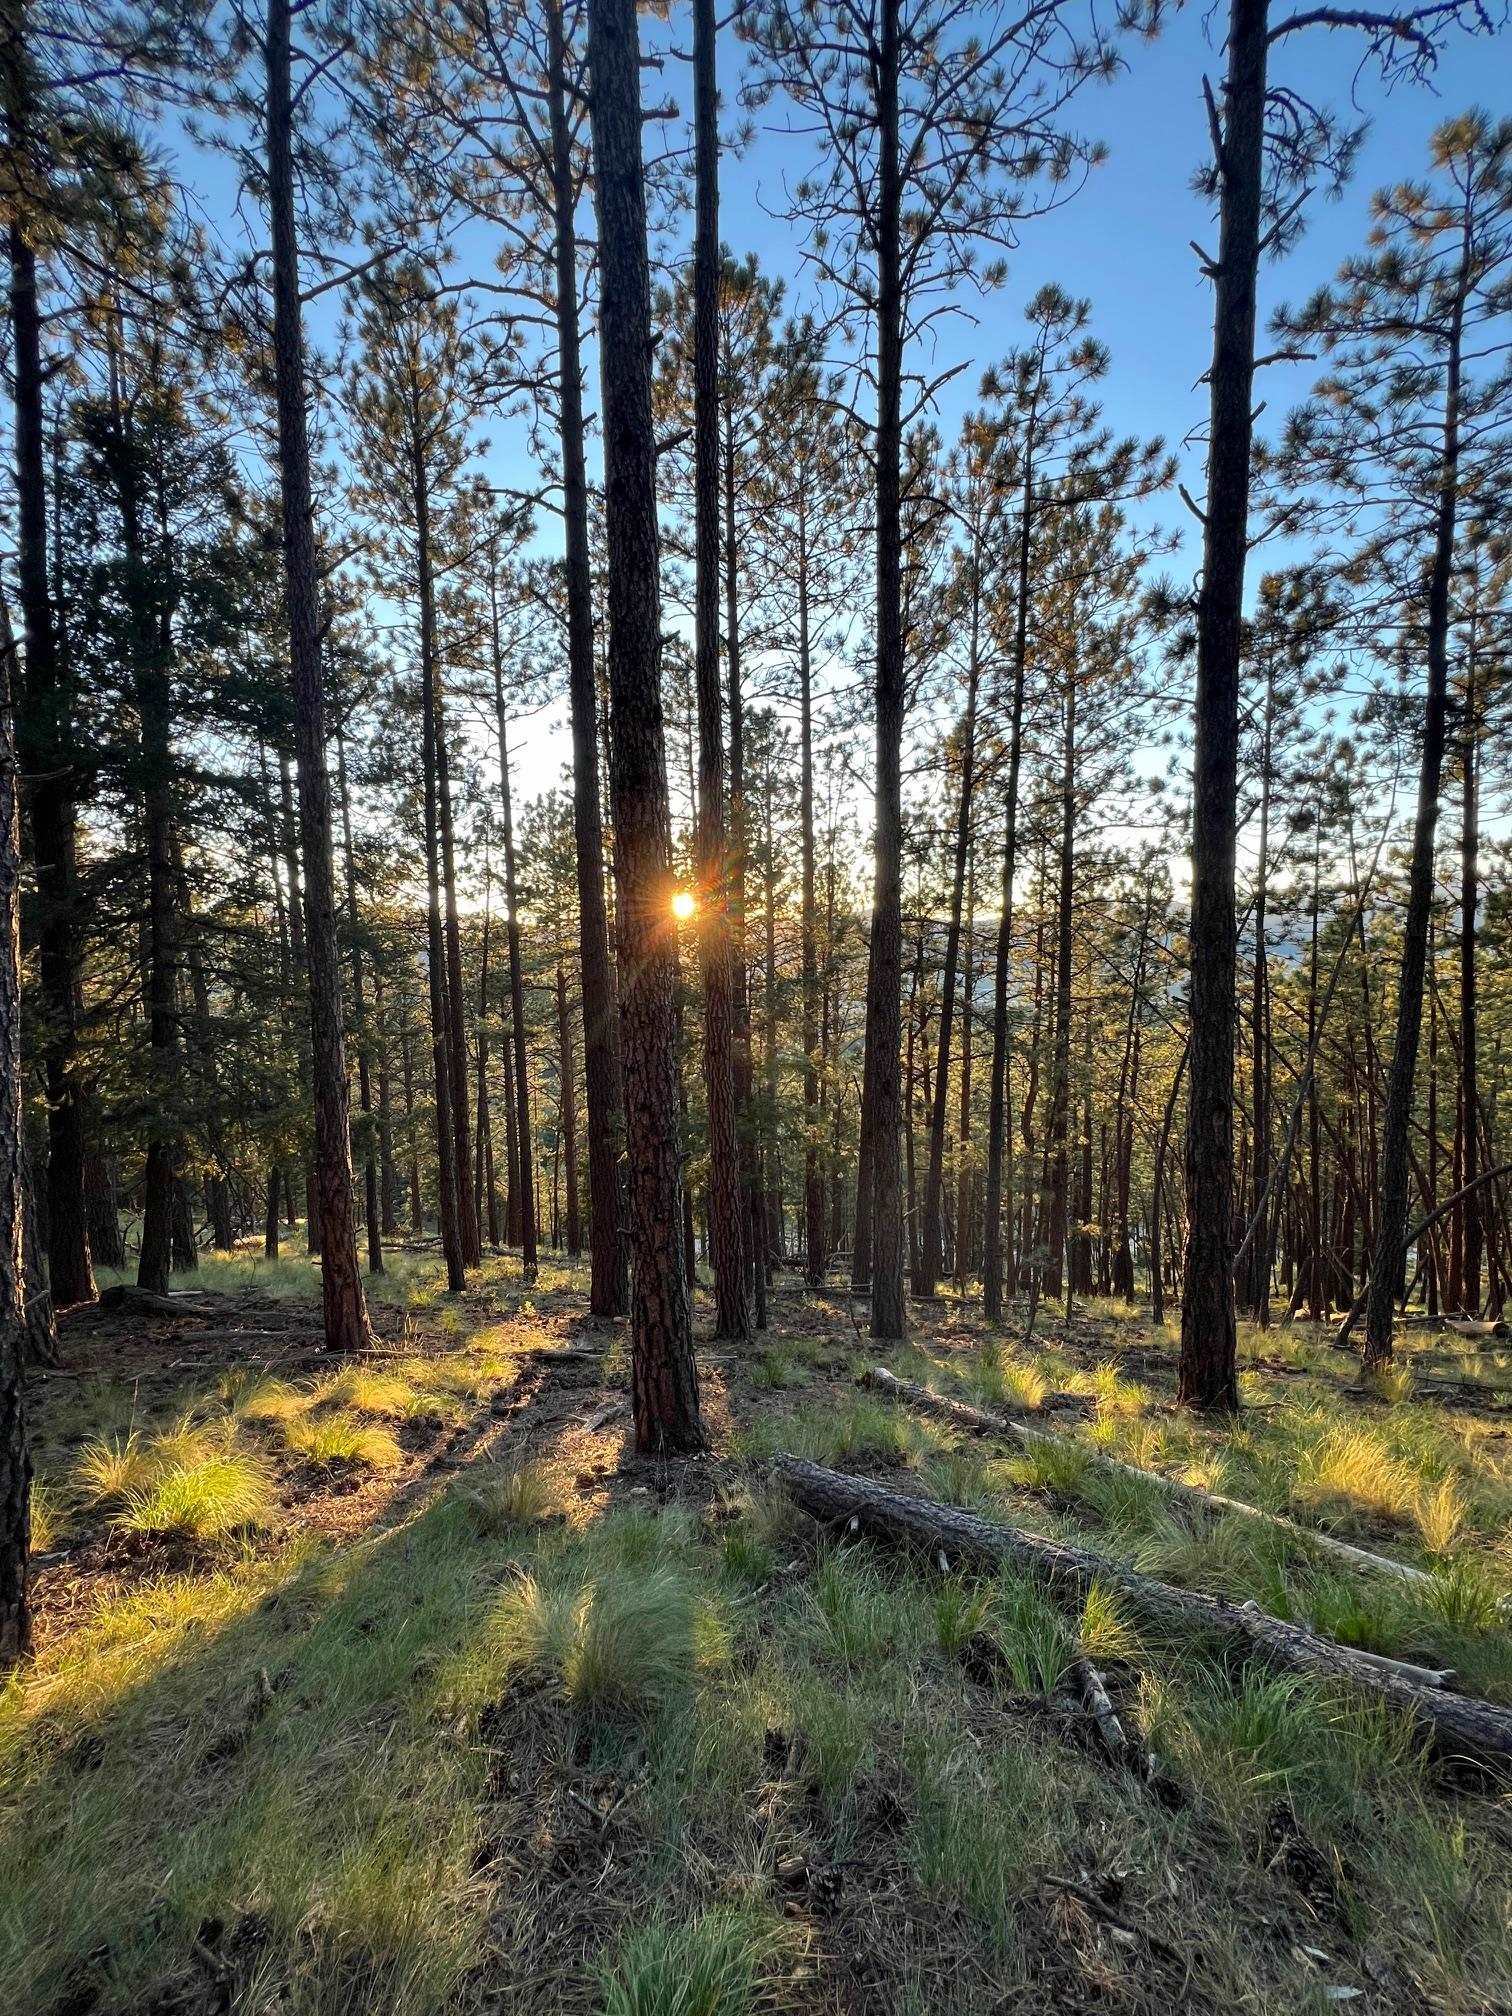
[29,1478,68,1553]
[1077,1581,1139,1663]
[490,1558,719,1715]
[73,1428,160,1506]
[218,1370,309,1425]
[116,1448,273,1544]
[1362,1361,1416,1406]
[283,1412,402,1471]
[73,1413,224,1509]
[311,1365,416,1418]
[1414,1474,1468,1557]
[1291,1425,1420,1528]
[973,1342,1050,1413]
[1089,1361,1150,1419]
[598,1908,785,2016]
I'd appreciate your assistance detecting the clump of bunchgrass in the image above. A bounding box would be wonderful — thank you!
[116,1448,272,1543]
[1292,1426,1419,1528]
[28,1478,68,1553]
[218,1370,308,1425]
[975,1344,1049,1413]
[1090,1362,1149,1419]
[935,1577,994,1657]
[310,1365,415,1419]
[73,1428,158,1506]
[986,1575,1073,1695]
[492,1559,713,1714]
[460,1461,552,1536]
[1007,1436,1091,1502]
[752,1342,810,1391]
[599,1909,782,2016]
[1077,1581,1140,1663]
[283,1411,401,1470]
[1414,1475,1468,1557]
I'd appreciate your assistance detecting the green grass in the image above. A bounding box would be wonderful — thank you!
[598,1910,783,2016]
[10,1278,1512,2016]
[282,1413,402,1470]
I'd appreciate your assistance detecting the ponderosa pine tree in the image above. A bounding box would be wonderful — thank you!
[1177,0,1487,1411]
[688,0,751,1340]
[977,287,1171,1322]
[1275,111,1512,1368]
[745,0,1128,1342]
[586,0,703,1450]
[259,0,372,1350]
[0,601,31,1668]
[385,0,630,1317]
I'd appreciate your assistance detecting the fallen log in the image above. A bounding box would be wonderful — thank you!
[865,1365,1432,1589]
[773,1456,1512,1775]
[97,1284,221,1321]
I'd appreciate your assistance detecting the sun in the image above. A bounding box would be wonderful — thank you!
[671,889,697,922]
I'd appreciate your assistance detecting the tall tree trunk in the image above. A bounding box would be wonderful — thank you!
[983,429,1035,1323]
[797,499,825,1287]
[690,0,750,1339]
[548,0,627,1318]
[264,0,370,1352]
[400,1020,423,1234]
[1363,230,1467,1368]
[955,851,975,1291]
[1179,0,1267,1411]
[1046,677,1076,1302]
[865,0,906,1341]
[475,900,500,1248]
[4,55,92,1309]
[277,751,318,1257]
[415,493,465,1293]
[920,593,981,1295]
[335,726,383,1275]
[1241,652,1275,1320]
[587,0,704,1450]
[1,597,33,1665]
[116,384,180,1301]
[431,628,479,1269]
[375,972,398,1235]
[490,615,539,1280]
[557,957,581,1255]
[1458,630,1480,1313]
[722,379,766,1330]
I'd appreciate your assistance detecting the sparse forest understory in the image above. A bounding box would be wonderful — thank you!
[1,0,1511,2007]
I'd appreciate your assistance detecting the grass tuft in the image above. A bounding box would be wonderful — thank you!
[283,1412,402,1470]
[311,1366,416,1418]
[116,1449,272,1543]
[460,1462,552,1536]
[492,1560,711,1714]
[218,1370,308,1424]
[599,1909,780,2016]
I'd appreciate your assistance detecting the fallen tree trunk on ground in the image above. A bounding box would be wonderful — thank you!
[773,1456,1512,1775]
[865,1365,1431,1588]
[96,1284,222,1321]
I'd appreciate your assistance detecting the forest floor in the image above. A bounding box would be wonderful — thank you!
[6,1247,1512,2016]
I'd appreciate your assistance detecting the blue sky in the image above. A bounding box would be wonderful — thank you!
[159,6,1508,814]
[496,4,1507,805]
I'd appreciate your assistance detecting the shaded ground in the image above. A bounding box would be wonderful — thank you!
[6,1247,1511,2015]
